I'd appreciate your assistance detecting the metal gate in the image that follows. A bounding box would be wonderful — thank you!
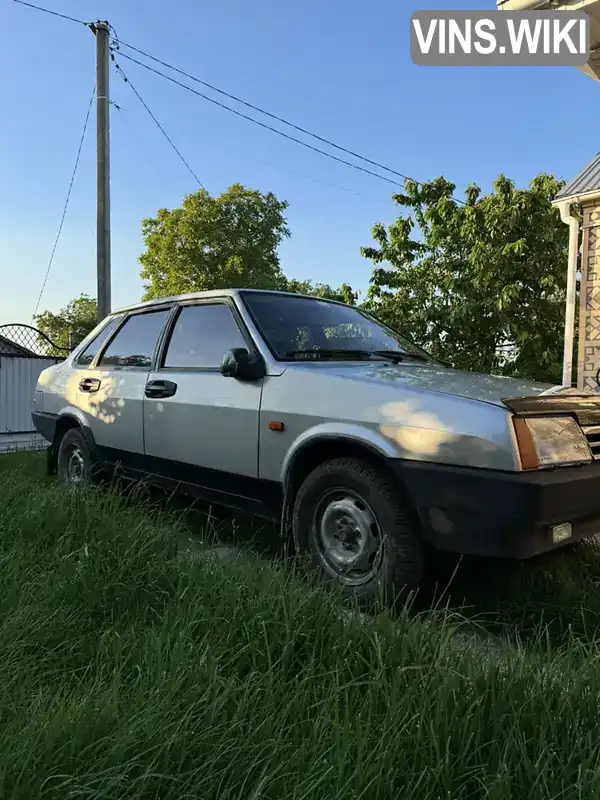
[0,324,71,452]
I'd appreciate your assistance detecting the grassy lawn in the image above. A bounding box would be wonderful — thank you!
[2,452,600,798]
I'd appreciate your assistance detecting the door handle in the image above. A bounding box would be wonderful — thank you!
[79,378,101,393]
[145,379,178,399]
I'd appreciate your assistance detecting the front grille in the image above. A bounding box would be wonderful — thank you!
[582,425,600,460]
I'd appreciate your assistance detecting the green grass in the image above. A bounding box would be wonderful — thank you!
[2,453,600,798]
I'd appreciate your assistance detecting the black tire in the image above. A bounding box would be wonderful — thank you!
[56,428,98,488]
[292,457,425,608]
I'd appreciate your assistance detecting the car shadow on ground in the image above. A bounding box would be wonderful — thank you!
[111,477,600,651]
[420,539,600,649]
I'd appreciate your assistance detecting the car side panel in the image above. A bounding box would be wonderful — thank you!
[74,367,148,454]
[34,360,80,416]
[258,368,520,484]
[33,361,94,439]
[143,372,262,478]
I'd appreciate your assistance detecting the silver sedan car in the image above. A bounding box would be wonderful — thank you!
[32,289,600,605]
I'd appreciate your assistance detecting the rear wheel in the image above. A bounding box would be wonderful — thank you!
[292,457,425,607]
[56,428,97,488]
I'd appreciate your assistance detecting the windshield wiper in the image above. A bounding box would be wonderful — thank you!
[370,350,404,363]
[371,350,430,364]
[283,348,430,364]
[284,348,375,360]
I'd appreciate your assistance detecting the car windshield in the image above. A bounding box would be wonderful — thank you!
[241,292,435,362]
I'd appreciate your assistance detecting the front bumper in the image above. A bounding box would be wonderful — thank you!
[394,459,600,559]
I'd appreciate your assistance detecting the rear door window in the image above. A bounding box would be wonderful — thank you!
[98,309,170,368]
[76,316,122,366]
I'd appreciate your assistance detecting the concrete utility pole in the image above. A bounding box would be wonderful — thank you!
[95,21,111,321]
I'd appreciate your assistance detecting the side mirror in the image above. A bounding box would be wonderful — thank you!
[220,348,266,381]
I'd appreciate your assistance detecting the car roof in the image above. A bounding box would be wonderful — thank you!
[111,288,347,316]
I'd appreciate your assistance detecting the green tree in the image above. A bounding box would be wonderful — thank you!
[34,294,98,350]
[284,278,358,305]
[139,184,290,300]
[362,174,569,383]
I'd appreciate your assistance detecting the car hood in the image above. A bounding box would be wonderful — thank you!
[290,361,563,406]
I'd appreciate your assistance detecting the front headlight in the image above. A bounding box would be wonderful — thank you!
[513,416,592,470]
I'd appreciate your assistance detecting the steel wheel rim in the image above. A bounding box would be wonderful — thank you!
[312,488,384,586]
[66,445,86,485]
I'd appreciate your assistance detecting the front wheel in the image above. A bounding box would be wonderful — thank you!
[292,457,425,607]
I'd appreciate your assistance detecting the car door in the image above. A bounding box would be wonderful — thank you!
[75,307,171,460]
[143,299,262,483]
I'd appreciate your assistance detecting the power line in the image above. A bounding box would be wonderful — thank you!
[12,1,465,204]
[34,87,95,316]
[111,56,205,188]
[114,38,417,187]
[12,0,89,26]
[12,1,464,203]
[114,41,466,205]
[114,51,385,203]
[107,21,121,46]
[111,51,406,190]
[113,106,390,206]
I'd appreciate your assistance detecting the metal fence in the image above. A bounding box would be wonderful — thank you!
[0,323,72,359]
[0,324,71,453]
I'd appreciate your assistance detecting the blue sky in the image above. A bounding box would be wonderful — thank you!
[2,0,599,326]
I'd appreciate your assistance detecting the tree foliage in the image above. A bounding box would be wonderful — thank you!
[34,294,98,350]
[362,174,569,383]
[284,278,358,305]
[139,184,290,300]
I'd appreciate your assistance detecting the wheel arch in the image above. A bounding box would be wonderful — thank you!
[286,439,427,591]
[283,430,406,508]
[280,425,427,555]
